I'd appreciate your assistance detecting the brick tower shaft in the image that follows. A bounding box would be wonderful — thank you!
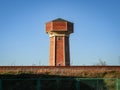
[46,18,73,66]
[49,34,70,66]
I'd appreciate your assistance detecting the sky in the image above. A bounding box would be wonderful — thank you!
[0,0,120,66]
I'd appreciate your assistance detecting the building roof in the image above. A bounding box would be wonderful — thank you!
[52,18,73,23]
[52,18,66,22]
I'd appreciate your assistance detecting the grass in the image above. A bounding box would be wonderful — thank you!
[0,67,120,78]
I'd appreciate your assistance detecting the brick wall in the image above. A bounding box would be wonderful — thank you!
[49,35,70,66]
[50,36,55,66]
[56,36,64,66]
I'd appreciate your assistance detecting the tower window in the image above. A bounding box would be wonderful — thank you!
[57,37,62,40]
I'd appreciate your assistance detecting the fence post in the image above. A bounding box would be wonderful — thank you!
[96,79,98,90]
[76,79,80,90]
[117,78,120,90]
[56,78,59,89]
[116,78,118,90]
[0,79,2,90]
[37,79,41,90]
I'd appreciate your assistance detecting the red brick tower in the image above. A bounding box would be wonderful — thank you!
[46,18,73,66]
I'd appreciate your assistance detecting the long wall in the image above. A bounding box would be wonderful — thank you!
[0,66,120,77]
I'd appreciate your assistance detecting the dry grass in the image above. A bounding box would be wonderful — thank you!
[0,66,120,78]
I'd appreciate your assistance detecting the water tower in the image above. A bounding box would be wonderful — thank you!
[46,18,74,66]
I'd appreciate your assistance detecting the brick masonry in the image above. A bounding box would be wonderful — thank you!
[46,18,73,66]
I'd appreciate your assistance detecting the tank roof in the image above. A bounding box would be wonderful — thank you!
[52,18,73,23]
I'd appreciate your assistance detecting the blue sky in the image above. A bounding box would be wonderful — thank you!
[0,0,120,66]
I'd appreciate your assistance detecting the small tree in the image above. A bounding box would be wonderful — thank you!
[96,59,107,66]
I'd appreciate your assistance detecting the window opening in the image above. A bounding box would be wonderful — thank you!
[58,37,62,40]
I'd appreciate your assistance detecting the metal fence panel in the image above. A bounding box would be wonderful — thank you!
[37,79,41,90]
[2,79,36,90]
[104,79,116,90]
[0,79,2,90]
[0,78,119,90]
[117,79,120,90]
